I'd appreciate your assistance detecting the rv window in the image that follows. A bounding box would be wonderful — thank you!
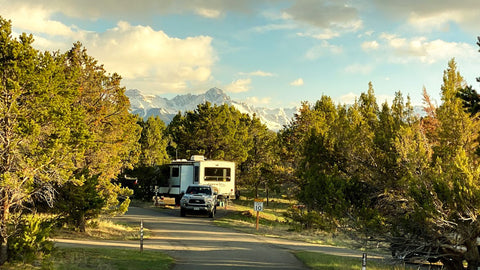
[204,167,231,181]
[171,167,180,177]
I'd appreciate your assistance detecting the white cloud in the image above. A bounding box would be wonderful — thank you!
[195,8,222,19]
[284,0,361,31]
[361,40,379,51]
[239,70,276,77]
[297,29,340,40]
[305,41,342,60]
[379,33,476,64]
[2,2,218,95]
[0,0,255,21]
[372,0,480,33]
[251,23,297,33]
[377,94,396,105]
[2,3,78,39]
[226,78,251,93]
[336,92,358,104]
[344,64,373,75]
[83,21,215,94]
[336,92,395,105]
[290,78,304,86]
[358,30,374,38]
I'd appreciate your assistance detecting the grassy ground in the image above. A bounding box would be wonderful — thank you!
[4,217,168,270]
[216,196,355,248]
[217,193,426,269]
[1,247,173,270]
[294,251,424,270]
[50,218,149,241]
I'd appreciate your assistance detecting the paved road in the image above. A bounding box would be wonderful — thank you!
[121,207,309,269]
[56,206,376,269]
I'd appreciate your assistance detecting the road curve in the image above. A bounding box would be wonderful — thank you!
[55,206,376,269]
[117,206,309,270]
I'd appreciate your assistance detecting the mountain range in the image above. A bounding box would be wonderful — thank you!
[125,88,297,131]
[126,88,427,131]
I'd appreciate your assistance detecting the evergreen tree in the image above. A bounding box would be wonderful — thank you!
[0,18,86,263]
[138,116,170,167]
[52,43,141,231]
[277,101,325,196]
[239,117,278,199]
[391,59,480,269]
[125,116,170,200]
[166,102,252,165]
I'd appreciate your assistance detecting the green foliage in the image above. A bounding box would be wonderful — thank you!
[0,17,140,264]
[287,58,480,269]
[124,165,169,200]
[54,175,106,232]
[125,116,170,200]
[138,116,170,167]
[0,16,88,264]
[8,214,54,262]
[457,85,480,115]
[284,208,337,232]
[239,117,278,195]
[167,102,253,164]
[49,43,140,231]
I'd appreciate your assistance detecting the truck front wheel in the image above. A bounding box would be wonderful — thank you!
[180,207,186,217]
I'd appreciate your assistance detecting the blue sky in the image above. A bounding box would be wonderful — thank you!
[2,0,479,108]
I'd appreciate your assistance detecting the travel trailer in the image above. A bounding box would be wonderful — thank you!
[158,155,235,202]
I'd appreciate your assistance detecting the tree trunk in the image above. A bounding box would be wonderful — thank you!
[265,185,269,206]
[0,237,7,265]
[0,194,9,265]
[465,237,480,270]
[441,257,465,270]
[78,213,86,233]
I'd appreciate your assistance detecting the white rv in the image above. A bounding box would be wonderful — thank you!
[159,155,236,201]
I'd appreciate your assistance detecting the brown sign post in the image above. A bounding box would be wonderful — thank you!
[253,198,264,230]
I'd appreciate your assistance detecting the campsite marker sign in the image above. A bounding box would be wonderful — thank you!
[254,198,264,230]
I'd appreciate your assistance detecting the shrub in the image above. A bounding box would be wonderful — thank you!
[8,214,55,262]
[284,207,336,232]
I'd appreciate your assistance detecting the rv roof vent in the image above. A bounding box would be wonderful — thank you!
[190,155,205,161]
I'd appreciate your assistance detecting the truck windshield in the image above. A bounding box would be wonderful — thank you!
[186,186,211,195]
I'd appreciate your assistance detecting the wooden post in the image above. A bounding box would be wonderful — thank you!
[253,198,263,231]
[140,220,144,252]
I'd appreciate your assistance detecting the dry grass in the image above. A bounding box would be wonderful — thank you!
[216,201,354,248]
[51,218,147,241]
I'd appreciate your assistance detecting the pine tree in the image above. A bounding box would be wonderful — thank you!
[166,102,252,165]
[52,43,141,231]
[392,59,480,269]
[139,116,170,167]
[0,18,86,263]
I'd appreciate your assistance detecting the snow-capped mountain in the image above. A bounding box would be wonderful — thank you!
[126,88,297,131]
